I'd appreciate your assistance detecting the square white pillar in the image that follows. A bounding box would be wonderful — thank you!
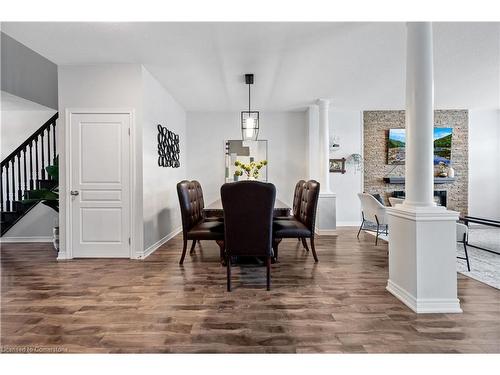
[316,193,336,235]
[386,205,461,313]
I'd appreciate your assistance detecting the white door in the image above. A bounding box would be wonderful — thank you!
[70,112,131,258]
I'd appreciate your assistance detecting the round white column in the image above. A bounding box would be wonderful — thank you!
[403,22,436,208]
[317,99,331,193]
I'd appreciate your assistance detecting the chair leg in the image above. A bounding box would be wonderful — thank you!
[266,256,271,291]
[216,240,225,264]
[301,238,310,251]
[375,224,380,246]
[272,238,282,262]
[463,242,471,272]
[309,237,319,263]
[357,219,365,239]
[179,238,188,264]
[226,254,231,292]
[189,240,197,254]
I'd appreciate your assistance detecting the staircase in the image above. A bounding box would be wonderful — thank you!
[1,113,58,236]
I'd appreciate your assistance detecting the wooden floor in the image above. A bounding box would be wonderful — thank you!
[1,228,499,353]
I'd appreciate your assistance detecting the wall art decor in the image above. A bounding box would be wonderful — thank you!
[329,158,346,174]
[157,124,180,168]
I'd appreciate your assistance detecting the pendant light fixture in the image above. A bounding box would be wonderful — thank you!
[241,73,259,141]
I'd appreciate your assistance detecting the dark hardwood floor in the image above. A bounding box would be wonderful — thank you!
[1,228,499,353]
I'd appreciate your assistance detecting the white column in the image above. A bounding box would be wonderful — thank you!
[307,105,320,181]
[317,99,331,193]
[314,99,336,233]
[386,22,461,313]
[403,22,435,208]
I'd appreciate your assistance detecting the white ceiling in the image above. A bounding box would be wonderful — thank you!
[2,22,499,111]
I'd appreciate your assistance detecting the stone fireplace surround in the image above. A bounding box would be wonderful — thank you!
[363,110,468,216]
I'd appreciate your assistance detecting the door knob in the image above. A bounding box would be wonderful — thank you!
[70,190,79,196]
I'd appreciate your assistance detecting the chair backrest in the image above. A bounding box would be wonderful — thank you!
[177,180,205,233]
[292,180,306,218]
[221,181,276,257]
[297,180,320,231]
[357,193,387,225]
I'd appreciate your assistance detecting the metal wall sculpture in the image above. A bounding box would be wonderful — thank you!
[157,124,180,168]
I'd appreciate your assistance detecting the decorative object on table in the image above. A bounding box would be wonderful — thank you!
[225,140,268,182]
[21,157,59,251]
[329,158,346,173]
[437,161,448,177]
[157,124,180,168]
[234,160,268,180]
[241,73,259,141]
[387,127,453,165]
[346,153,363,173]
[448,165,455,178]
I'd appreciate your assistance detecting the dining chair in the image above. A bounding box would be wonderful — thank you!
[272,180,320,262]
[221,181,276,291]
[274,180,308,250]
[177,180,225,264]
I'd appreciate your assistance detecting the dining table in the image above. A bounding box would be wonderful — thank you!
[203,198,291,219]
[203,198,291,265]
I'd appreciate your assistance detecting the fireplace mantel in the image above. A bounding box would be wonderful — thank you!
[383,176,455,184]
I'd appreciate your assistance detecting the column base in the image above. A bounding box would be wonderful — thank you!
[386,205,462,314]
[316,192,336,235]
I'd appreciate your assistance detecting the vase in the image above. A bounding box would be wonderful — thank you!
[448,166,455,178]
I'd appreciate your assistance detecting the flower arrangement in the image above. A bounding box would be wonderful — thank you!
[234,160,268,180]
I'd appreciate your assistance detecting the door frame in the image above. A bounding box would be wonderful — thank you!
[62,108,137,259]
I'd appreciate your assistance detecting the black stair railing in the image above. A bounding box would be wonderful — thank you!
[1,113,58,214]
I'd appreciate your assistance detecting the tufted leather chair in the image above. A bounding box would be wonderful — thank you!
[221,181,276,291]
[273,180,320,262]
[177,180,225,264]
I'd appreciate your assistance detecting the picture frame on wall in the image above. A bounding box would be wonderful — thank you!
[329,158,346,174]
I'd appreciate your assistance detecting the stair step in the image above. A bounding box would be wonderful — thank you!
[37,179,57,190]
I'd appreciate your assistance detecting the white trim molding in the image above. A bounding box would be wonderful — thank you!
[0,236,52,243]
[137,226,182,260]
[387,280,462,313]
[315,229,338,236]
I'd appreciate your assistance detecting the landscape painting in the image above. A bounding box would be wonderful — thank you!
[387,129,406,164]
[433,127,453,164]
[387,128,453,165]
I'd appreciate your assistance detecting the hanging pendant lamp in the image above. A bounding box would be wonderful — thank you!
[241,74,259,141]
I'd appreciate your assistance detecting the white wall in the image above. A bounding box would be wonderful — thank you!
[469,109,500,219]
[58,64,144,258]
[186,111,308,206]
[141,67,186,251]
[1,91,56,159]
[329,110,363,226]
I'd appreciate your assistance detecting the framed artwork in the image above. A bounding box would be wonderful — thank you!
[157,124,180,168]
[329,158,346,174]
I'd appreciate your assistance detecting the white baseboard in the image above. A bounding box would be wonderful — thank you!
[336,221,361,227]
[315,229,338,236]
[0,236,52,243]
[136,226,181,260]
[386,279,462,313]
